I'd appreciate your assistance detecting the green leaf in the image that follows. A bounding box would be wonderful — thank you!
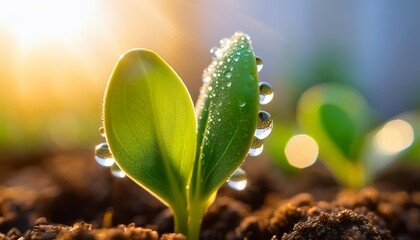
[191,32,260,201]
[103,49,196,210]
[320,104,356,159]
[297,83,371,188]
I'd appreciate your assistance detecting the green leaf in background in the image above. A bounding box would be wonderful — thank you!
[320,104,356,159]
[103,49,196,225]
[297,83,372,188]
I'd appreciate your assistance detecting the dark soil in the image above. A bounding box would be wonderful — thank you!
[1,150,419,239]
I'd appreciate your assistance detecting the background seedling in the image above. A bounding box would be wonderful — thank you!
[95,32,273,239]
[296,83,417,188]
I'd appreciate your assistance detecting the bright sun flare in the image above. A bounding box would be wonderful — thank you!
[0,1,95,47]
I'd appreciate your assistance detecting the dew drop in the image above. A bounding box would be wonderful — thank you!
[111,163,126,178]
[255,111,273,139]
[255,56,263,72]
[210,47,223,59]
[202,75,211,83]
[259,82,273,105]
[226,81,232,87]
[95,143,115,167]
[225,71,232,79]
[248,137,264,156]
[227,168,247,191]
[233,54,240,62]
[239,99,246,107]
[234,31,242,36]
[98,126,106,137]
[220,38,230,46]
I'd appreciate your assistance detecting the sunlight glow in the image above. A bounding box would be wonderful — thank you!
[285,134,319,168]
[374,119,414,155]
[0,1,95,47]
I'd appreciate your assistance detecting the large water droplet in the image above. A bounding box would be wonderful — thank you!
[248,137,264,156]
[255,57,263,72]
[259,82,273,105]
[111,163,126,178]
[255,111,273,139]
[227,168,247,191]
[210,47,223,59]
[95,143,115,167]
[225,71,232,79]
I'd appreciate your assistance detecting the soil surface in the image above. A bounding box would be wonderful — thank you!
[1,150,419,239]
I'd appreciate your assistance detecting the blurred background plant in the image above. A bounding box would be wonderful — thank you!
[295,83,418,188]
[1,1,419,182]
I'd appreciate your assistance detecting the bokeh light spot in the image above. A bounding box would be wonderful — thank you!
[285,134,319,168]
[374,119,414,155]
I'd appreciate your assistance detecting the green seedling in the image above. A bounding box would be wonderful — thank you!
[95,32,273,239]
[297,83,417,188]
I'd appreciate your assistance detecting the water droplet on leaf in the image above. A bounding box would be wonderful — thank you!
[111,163,126,178]
[210,47,223,59]
[234,31,241,36]
[255,111,273,139]
[256,56,263,72]
[248,137,264,156]
[220,38,230,46]
[95,143,115,167]
[233,54,240,62]
[227,168,247,191]
[239,99,246,107]
[202,75,211,83]
[98,127,106,137]
[225,71,232,78]
[259,82,273,105]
